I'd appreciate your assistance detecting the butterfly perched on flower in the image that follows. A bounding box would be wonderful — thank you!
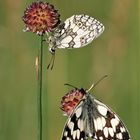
[46,14,104,69]
[60,82,131,140]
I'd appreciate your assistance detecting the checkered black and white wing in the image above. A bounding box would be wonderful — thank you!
[61,93,131,140]
[61,99,88,140]
[49,14,104,52]
[93,97,131,140]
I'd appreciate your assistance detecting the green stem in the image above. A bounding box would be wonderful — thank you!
[37,35,43,140]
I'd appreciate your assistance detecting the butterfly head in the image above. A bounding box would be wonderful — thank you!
[48,47,55,54]
[61,76,108,116]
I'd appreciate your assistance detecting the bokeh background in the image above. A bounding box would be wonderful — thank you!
[0,0,139,140]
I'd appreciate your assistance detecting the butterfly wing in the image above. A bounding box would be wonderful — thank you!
[55,14,104,49]
[61,100,88,140]
[93,98,131,140]
[61,94,131,140]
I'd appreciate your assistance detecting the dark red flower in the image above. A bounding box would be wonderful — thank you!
[22,1,60,35]
[60,89,85,116]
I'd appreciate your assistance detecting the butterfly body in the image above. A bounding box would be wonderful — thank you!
[47,14,104,53]
[61,88,131,140]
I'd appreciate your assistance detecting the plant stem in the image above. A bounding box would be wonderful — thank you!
[37,35,43,140]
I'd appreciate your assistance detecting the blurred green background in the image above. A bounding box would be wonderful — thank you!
[0,0,139,140]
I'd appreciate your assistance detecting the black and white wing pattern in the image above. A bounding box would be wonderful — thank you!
[61,99,87,140]
[61,93,131,140]
[48,14,104,53]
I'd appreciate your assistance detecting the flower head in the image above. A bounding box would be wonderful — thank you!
[60,89,85,116]
[22,1,60,35]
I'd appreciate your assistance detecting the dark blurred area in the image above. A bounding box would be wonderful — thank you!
[0,0,139,140]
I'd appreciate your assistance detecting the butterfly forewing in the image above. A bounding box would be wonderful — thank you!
[61,100,87,140]
[61,90,131,140]
[93,98,131,140]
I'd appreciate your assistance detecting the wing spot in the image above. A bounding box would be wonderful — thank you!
[96,117,103,130]
[99,136,103,140]
[76,129,80,139]
[81,26,87,31]
[103,127,108,138]
[64,131,68,137]
[108,127,114,137]
[116,132,123,139]
[76,107,82,118]
[97,105,108,116]
[68,122,74,132]
[72,130,76,139]
[78,119,84,131]
[111,118,119,132]
[101,117,106,127]
[77,22,83,27]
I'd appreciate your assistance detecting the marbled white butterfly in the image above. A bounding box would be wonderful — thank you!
[46,14,104,69]
[60,81,131,140]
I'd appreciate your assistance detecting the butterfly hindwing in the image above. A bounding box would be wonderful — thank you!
[49,14,104,50]
[58,14,104,49]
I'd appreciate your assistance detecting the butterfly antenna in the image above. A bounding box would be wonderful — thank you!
[64,83,78,89]
[47,53,55,70]
[86,75,108,92]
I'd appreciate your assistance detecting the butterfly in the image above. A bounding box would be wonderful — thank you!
[60,82,131,140]
[46,14,104,69]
